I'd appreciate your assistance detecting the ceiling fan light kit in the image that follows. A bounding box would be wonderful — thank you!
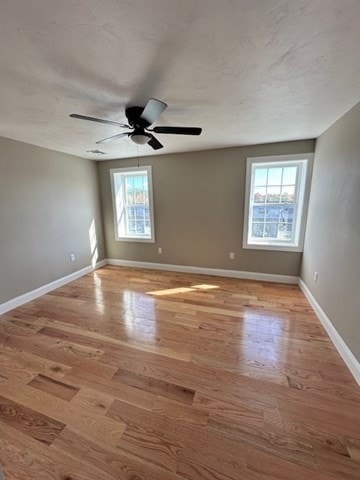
[70,98,202,151]
[130,132,151,145]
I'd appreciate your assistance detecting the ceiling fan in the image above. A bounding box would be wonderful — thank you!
[70,98,202,150]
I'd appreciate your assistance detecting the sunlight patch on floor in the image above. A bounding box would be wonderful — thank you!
[147,284,219,296]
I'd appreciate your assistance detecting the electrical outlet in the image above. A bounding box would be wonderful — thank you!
[158,247,162,254]
[314,271,318,282]
[70,253,76,262]
[229,252,235,260]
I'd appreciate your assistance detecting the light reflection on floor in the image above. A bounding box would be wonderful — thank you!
[93,272,105,315]
[241,310,289,364]
[122,290,157,341]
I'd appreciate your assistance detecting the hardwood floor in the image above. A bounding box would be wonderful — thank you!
[0,265,359,479]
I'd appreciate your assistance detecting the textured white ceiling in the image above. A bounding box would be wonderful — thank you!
[0,0,360,160]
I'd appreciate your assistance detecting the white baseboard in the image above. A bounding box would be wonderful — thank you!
[106,258,298,284]
[299,279,360,386]
[0,259,107,316]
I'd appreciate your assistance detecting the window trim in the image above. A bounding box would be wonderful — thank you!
[110,165,155,243]
[243,153,313,252]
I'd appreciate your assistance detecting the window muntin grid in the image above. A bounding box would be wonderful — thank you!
[250,164,298,242]
[111,166,154,242]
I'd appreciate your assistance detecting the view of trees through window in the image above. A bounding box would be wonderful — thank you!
[251,165,298,241]
[124,174,150,236]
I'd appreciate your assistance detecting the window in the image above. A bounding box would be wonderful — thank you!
[243,154,313,252]
[110,166,155,242]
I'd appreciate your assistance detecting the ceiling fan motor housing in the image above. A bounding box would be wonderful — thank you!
[125,106,149,128]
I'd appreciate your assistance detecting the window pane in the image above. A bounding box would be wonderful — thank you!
[252,205,265,221]
[253,187,266,203]
[125,176,134,191]
[246,158,308,248]
[265,205,281,222]
[281,185,295,203]
[125,176,135,205]
[135,206,145,218]
[267,168,282,186]
[112,168,153,240]
[283,166,297,185]
[266,186,281,203]
[115,175,122,191]
[128,220,136,233]
[127,206,135,219]
[264,223,278,238]
[135,221,145,234]
[134,175,143,190]
[126,175,151,236]
[278,222,293,240]
[279,205,294,223]
[252,223,264,238]
[254,168,267,186]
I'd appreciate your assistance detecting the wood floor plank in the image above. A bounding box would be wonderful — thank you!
[0,353,38,383]
[152,396,209,426]
[347,445,360,463]
[0,265,359,480]
[51,427,185,480]
[0,422,116,480]
[28,373,80,401]
[277,396,360,438]
[264,408,351,457]
[0,343,72,380]
[0,326,115,379]
[70,387,115,415]
[208,415,316,468]
[286,374,360,404]
[0,395,65,446]
[37,320,191,362]
[177,456,240,480]
[116,424,183,473]
[193,392,264,427]
[177,434,247,480]
[312,447,360,480]
[245,447,335,480]
[107,399,185,472]
[0,380,126,448]
[63,367,159,411]
[112,367,196,405]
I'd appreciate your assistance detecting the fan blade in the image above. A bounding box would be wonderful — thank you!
[70,114,128,128]
[153,126,202,135]
[148,135,163,150]
[140,98,167,126]
[96,132,130,144]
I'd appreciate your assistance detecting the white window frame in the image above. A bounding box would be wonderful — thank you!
[243,153,313,252]
[110,165,155,243]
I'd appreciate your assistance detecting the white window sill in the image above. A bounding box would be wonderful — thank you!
[116,236,155,243]
[243,243,303,253]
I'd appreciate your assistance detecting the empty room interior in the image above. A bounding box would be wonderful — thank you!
[0,1,360,479]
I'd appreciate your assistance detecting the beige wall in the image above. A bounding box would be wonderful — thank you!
[301,102,360,361]
[98,140,315,276]
[0,136,105,304]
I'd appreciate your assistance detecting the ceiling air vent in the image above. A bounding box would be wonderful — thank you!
[86,149,106,155]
